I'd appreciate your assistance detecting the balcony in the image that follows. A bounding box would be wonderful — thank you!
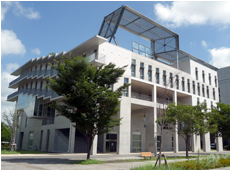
[131,92,152,102]
[9,69,58,88]
[87,53,106,65]
[157,98,173,105]
[7,88,60,102]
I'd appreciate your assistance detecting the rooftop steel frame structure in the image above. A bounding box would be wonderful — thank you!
[99,5,218,71]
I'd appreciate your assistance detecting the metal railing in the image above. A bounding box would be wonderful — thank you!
[7,88,60,101]
[157,98,173,105]
[9,69,58,87]
[131,92,152,101]
[87,53,106,63]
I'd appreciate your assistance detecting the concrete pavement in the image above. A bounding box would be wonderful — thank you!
[1,151,230,170]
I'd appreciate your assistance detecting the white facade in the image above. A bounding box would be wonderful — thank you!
[7,6,223,154]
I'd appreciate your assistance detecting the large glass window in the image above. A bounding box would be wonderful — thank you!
[209,73,211,85]
[193,81,195,94]
[187,79,190,93]
[132,133,141,152]
[148,65,152,81]
[197,97,200,105]
[195,67,198,80]
[215,76,217,87]
[202,70,205,83]
[197,83,200,96]
[140,62,144,79]
[123,78,129,97]
[202,84,205,97]
[207,86,209,98]
[132,41,152,58]
[163,70,166,86]
[28,131,34,150]
[170,73,173,88]
[131,59,136,77]
[182,77,185,91]
[176,75,179,90]
[213,88,216,100]
[156,68,159,84]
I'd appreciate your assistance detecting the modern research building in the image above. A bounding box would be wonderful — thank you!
[7,6,223,154]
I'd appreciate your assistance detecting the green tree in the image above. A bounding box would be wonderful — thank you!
[1,122,11,142]
[166,102,216,158]
[210,103,230,139]
[47,56,129,159]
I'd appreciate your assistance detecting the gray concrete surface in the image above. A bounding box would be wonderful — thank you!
[1,151,230,170]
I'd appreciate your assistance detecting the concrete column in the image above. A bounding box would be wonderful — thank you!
[152,85,157,103]
[203,132,211,152]
[118,98,131,154]
[68,123,76,153]
[173,91,179,153]
[91,135,98,155]
[145,107,157,156]
[192,134,197,152]
[216,136,223,151]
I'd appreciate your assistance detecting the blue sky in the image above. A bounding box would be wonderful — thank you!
[1,1,230,113]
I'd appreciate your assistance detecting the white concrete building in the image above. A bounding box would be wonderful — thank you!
[7,6,223,154]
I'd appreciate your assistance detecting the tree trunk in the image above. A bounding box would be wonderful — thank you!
[86,136,94,160]
[185,135,190,158]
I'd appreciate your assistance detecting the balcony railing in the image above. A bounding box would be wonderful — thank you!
[9,69,58,87]
[7,88,60,101]
[131,92,152,101]
[157,98,173,105]
[87,53,106,63]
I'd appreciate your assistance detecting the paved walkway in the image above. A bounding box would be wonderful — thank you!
[1,151,230,170]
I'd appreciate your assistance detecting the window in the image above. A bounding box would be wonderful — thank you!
[123,78,129,97]
[209,73,211,85]
[35,65,37,72]
[193,81,195,94]
[197,97,200,105]
[211,101,213,108]
[30,81,33,90]
[213,88,215,100]
[195,67,198,80]
[156,68,159,84]
[202,70,205,83]
[163,70,166,86]
[187,79,190,93]
[176,75,179,90]
[215,76,217,87]
[207,86,209,98]
[202,84,205,97]
[148,65,152,81]
[40,81,43,91]
[170,73,173,88]
[45,64,48,71]
[182,77,185,91]
[132,133,141,152]
[197,83,200,96]
[35,81,38,91]
[140,62,144,79]
[28,131,34,150]
[40,64,42,71]
[131,59,136,77]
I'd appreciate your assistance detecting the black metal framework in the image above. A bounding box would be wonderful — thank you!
[99,5,218,71]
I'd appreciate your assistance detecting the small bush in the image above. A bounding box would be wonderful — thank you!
[224,145,230,150]
[72,159,105,164]
[219,158,230,167]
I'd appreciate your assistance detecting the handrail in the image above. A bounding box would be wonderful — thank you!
[131,92,152,101]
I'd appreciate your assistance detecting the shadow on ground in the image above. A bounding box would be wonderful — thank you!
[2,158,79,165]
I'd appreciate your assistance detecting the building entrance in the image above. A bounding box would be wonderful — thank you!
[106,133,117,152]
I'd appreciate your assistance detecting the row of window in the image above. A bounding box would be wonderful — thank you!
[18,80,48,91]
[195,67,218,87]
[24,62,53,75]
[131,60,217,100]
[197,98,213,108]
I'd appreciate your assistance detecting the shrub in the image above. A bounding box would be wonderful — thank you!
[219,158,230,167]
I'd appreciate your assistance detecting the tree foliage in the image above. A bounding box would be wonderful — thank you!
[166,102,216,157]
[47,56,129,159]
[210,103,230,139]
[1,122,11,142]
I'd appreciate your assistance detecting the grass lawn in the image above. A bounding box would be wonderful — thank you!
[1,149,45,154]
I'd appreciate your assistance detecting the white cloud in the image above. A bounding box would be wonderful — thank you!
[209,47,230,68]
[31,48,41,55]
[1,1,40,21]
[154,1,230,28]
[201,40,207,48]
[1,63,20,114]
[13,2,40,20]
[1,29,26,56]
[1,1,12,21]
